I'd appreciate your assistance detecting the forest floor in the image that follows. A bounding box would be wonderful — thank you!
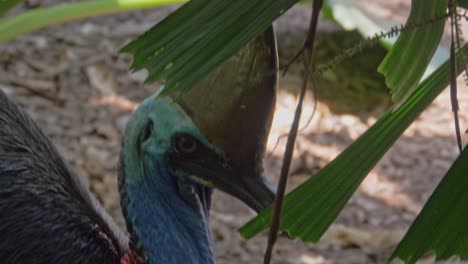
[1,1,467,263]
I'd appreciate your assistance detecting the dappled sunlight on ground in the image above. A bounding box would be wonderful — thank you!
[89,93,138,111]
[360,171,421,214]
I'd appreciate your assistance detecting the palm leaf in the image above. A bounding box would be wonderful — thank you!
[317,0,449,76]
[0,0,184,44]
[0,0,25,17]
[390,145,468,263]
[121,0,298,96]
[240,43,468,242]
[378,0,447,107]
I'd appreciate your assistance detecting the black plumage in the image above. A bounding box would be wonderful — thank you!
[0,89,127,264]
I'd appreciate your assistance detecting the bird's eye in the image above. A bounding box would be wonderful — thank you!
[141,120,153,142]
[175,134,198,154]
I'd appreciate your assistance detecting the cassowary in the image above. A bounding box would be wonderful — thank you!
[0,27,278,264]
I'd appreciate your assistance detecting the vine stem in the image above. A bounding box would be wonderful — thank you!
[0,0,186,44]
[262,1,323,263]
[449,0,462,152]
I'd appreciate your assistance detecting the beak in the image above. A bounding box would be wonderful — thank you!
[170,147,275,212]
[169,26,279,212]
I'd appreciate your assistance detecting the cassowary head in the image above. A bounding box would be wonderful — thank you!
[118,28,278,263]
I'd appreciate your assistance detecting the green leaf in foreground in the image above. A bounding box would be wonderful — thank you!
[240,43,468,242]
[0,0,184,44]
[0,0,25,17]
[378,0,447,107]
[390,145,468,263]
[121,0,297,96]
[320,0,393,49]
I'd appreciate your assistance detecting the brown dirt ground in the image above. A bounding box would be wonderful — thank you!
[1,2,467,264]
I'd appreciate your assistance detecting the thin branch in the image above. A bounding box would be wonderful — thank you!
[454,9,468,87]
[263,1,323,263]
[449,0,463,153]
[314,13,448,76]
[281,12,318,76]
[266,75,318,159]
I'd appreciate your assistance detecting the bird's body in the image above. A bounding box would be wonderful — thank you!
[0,27,278,264]
[0,89,127,264]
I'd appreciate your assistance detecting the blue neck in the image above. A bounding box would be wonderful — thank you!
[124,159,214,264]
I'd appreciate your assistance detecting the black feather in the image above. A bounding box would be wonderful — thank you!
[0,89,126,264]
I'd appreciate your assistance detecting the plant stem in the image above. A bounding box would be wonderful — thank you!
[0,0,186,44]
[263,1,323,263]
[449,0,462,152]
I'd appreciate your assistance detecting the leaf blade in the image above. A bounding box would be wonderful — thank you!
[378,0,447,107]
[0,0,184,44]
[240,43,468,242]
[121,0,298,96]
[0,0,25,17]
[390,146,468,263]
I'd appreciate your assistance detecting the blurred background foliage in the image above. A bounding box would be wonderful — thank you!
[280,30,391,115]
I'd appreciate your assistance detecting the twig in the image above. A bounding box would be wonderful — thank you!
[263,1,323,263]
[314,13,449,76]
[267,75,318,159]
[454,9,468,89]
[449,0,462,153]
[7,77,64,106]
[281,9,319,76]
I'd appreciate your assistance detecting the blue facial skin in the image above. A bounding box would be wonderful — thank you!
[122,95,219,264]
